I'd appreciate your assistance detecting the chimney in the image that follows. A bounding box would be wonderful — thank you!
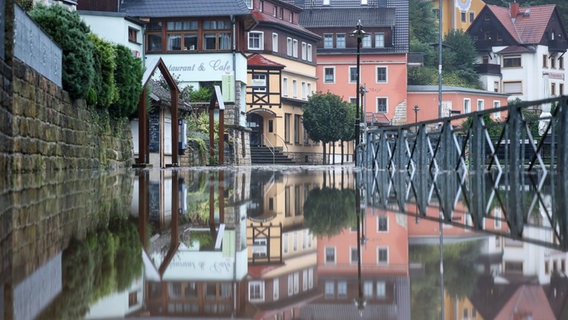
[510,2,520,18]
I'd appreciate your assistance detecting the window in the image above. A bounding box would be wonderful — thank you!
[252,73,266,92]
[504,261,523,273]
[362,34,372,48]
[376,66,387,83]
[260,0,263,12]
[469,12,475,22]
[294,114,301,143]
[302,269,308,291]
[288,275,294,296]
[560,56,564,69]
[249,281,265,301]
[543,54,548,68]
[378,216,388,231]
[364,282,373,297]
[376,281,386,298]
[292,79,297,98]
[325,247,336,264]
[560,83,564,95]
[349,66,358,83]
[323,0,330,5]
[378,247,388,264]
[376,97,387,113]
[494,80,500,93]
[307,83,312,97]
[551,56,556,69]
[301,42,307,60]
[463,309,469,319]
[307,44,313,61]
[293,39,298,57]
[128,291,138,307]
[324,34,333,48]
[336,33,346,48]
[273,6,277,17]
[493,101,501,119]
[294,272,299,293]
[166,21,199,51]
[272,33,278,52]
[503,55,521,68]
[464,98,471,113]
[325,281,334,298]
[248,31,264,50]
[285,113,291,142]
[361,0,368,4]
[290,12,294,23]
[351,247,359,264]
[552,82,557,96]
[338,282,347,298]
[128,27,139,43]
[203,20,231,50]
[461,12,466,22]
[503,81,522,94]
[477,99,484,111]
[244,0,252,9]
[375,33,385,48]
[287,37,293,56]
[301,82,306,100]
[282,77,288,97]
[273,279,279,300]
[324,67,335,83]
[283,233,288,253]
[280,7,284,19]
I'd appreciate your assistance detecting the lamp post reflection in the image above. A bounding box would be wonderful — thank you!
[354,179,366,316]
[352,20,365,164]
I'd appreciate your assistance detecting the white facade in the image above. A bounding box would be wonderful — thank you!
[80,13,144,57]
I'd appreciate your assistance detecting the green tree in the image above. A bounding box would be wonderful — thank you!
[442,30,479,84]
[29,4,95,100]
[303,92,352,164]
[111,45,144,118]
[303,187,356,236]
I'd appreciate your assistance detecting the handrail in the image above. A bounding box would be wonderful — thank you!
[272,133,289,151]
[262,135,276,164]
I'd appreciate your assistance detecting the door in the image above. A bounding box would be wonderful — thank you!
[247,113,264,146]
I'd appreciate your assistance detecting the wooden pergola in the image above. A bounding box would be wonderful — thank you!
[136,58,180,167]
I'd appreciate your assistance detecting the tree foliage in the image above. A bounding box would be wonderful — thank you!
[303,92,353,144]
[111,45,144,118]
[303,187,356,236]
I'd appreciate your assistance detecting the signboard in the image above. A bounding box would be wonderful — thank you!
[222,74,235,102]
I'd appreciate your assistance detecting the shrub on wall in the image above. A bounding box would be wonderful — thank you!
[29,5,95,100]
[88,34,118,108]
[111,45,143,118]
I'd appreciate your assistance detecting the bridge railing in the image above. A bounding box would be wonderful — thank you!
[357,96,568,251]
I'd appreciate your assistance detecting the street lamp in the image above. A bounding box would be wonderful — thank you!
[413,105,420,124]
[352,20,365,164]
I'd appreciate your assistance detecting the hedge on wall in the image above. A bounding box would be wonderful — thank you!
[29,5,95,100]
[89,34,118,108]
[111,45,143,118]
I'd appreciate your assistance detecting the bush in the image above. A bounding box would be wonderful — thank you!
[111,45,143,118]
[190,87,213,102]
[89,34,118,108]
[29,5,95,100]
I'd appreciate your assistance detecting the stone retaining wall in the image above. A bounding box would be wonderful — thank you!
[2,59,133,173]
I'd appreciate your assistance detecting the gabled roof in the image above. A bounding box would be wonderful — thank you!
[120,0,256,29]
[299,7,395,28]
[247,53,285,69]
[497,45,535,54]
[487,4,556,45]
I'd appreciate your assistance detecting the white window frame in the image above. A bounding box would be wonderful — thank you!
[493,100,501,119]
[249,281,265,302]
[252,73,266,92]
[248,31,264,50]
[323,0,330,5]
[244,0,253,9]
[272,32,278,52]
[287,37,293,56]
[350,246,358,264]
[301,42,307,60]
[324,67,335,84]
[364,281,373,297]
[288,274,294,296]
[292,79,297,98]
[283,232,289,253]
[362,34,372,48]
[273,278,279,300]
[377,215,389,232]
[307,44,313,61]
[323,33,333,48]
[293,272,299,294]
[503,81,522,94]
[376,66,388,83]
[325,246,336,264]
[477,99,484,111]
[292,39,298,58]
[308,268,314,289]
[349,66,358,83]
[325,281,334,298]
[336,33,346,48]
[301,81,307,100]
[376,97,388,113]
[307,83,312,97]
[302,269,308,291]
[377,247,389,264]
[338,281,347,298]
[376,281,386,298]
[464,98,471,113]
[375,33,385,48]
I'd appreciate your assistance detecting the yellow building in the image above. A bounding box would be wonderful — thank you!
[432,0,486,35]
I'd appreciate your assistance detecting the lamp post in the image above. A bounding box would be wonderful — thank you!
[352,20,365,164]
[413,105,420,124]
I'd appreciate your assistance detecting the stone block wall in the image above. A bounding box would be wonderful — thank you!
[3,59,133,173]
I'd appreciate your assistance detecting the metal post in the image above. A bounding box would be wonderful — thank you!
[438,0,443,120]
[352,20,365,164]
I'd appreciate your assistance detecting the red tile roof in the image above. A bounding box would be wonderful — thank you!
[487,4,556,45]
[247,53,285,68]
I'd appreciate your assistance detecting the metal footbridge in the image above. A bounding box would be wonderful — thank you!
[356,96,568,251]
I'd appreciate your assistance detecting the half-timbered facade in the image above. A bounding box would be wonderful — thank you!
[245,0,324,164]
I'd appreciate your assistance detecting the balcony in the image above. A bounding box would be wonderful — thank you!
[474,39,494,52]
[548,39,568,53]
[475,63,501,75]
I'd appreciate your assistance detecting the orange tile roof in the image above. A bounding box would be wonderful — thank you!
[487,4,556,45]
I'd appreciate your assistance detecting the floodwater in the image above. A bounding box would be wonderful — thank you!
[1,165,567,319]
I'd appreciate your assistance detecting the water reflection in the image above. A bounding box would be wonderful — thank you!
[1,167,568,319]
